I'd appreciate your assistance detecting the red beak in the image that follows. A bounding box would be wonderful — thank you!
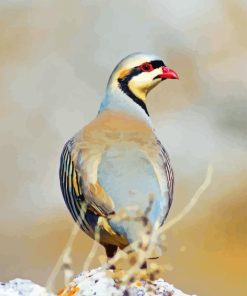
[159,66,179,80]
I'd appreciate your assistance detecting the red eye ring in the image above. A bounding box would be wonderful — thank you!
[140,62,153,72]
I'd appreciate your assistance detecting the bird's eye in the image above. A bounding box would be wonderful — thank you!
[140,62,153,72]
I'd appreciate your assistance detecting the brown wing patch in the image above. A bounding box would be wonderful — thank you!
[87,181,115,217]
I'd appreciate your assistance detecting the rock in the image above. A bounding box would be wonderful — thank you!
[58,268,196,296]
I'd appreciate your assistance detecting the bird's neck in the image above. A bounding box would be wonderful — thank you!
[99,87,153,128]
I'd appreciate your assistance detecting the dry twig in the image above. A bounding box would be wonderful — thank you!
[47,164,213,291]
[46,223,80,291]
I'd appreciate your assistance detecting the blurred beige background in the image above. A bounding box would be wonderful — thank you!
[0,0,246,295]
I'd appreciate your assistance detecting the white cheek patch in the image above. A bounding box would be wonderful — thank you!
[129,68,162,97]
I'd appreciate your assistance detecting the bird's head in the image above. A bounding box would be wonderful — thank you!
[107,52,179,103]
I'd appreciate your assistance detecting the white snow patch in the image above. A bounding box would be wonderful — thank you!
[0,279,54,296]
[0,270,196,296]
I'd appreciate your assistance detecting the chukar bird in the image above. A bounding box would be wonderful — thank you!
[59,53,178,262]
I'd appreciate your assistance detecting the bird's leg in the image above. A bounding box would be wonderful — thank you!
[104,244,118,270]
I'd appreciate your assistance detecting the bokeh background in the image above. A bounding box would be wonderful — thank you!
[0,0,246,295]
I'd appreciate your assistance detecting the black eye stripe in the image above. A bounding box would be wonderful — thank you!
[149,60,165,69]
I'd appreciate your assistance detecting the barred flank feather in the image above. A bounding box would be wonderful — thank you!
[156,139,174,221]
[59,139,90,233]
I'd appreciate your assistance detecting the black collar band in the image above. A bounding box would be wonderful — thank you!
[118,67,149,116]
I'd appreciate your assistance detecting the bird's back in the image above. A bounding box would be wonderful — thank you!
[62,111,171,243]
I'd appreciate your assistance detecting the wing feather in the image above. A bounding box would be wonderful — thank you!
[59,139,92,233]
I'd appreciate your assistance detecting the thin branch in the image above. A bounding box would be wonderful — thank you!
[158,163,213,234]
[46,223,80,291]
[82,227,100,271]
